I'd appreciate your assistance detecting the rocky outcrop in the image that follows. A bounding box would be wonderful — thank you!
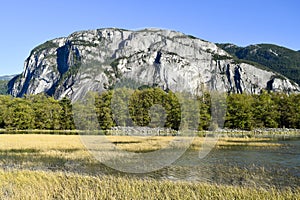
[8,28,300,101]
[217,43,300,85]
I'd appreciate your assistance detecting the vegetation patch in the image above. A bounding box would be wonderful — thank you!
[31,41,59,54]
[0,169,299,200]
[212,54,232,61]
[71,39,98,47]
[2,90,300,131]
[0,80,8,95]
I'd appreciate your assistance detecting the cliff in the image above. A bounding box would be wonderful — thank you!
[8,28,300,100]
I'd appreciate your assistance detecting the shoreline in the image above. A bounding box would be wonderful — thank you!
[1,128,300,138]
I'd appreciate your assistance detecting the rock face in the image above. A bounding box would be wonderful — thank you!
[8,28,300,101]
[217,43,300,85]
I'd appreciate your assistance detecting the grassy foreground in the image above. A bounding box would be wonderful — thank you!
[0,134,299,199]
[0,170,299,200]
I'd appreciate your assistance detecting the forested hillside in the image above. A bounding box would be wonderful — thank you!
[217,43,300,85]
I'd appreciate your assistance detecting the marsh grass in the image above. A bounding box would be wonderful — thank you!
[106,135,176,152]
[93,135,285,152]
[0,170,299,200]
[0,134,286,169]
[0,134,298,199]
[213,137,284,149]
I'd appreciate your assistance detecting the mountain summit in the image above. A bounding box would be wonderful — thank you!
[8,28,299,100]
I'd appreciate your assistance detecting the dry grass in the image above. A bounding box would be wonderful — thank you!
[105,135,284,152]
[105,135,179,152]
[213,137,283,149]
[0,170,299,200]
[0,134,83,150]
[0,134,297,199]
[0,134,284,156]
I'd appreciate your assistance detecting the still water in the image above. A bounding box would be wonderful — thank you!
[144,137,300,188]
[1,133,299,189]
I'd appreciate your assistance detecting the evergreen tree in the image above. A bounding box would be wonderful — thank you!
[27,94,62,130]
[0,95,11,128]
[273,93,297,128]
[95,91,115,130]
[164,91,181,130]
[4,98,35,130]
[291,94,300,128]
[198,92,211,130]
[252,91,279,128]
[111,88,133,127]
[59,97,75,130]
[225,94,254,130]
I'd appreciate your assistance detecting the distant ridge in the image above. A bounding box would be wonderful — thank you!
[0,74,17,81]
[217,43,300,85]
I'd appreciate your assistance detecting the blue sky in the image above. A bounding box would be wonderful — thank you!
[0,0,299,75]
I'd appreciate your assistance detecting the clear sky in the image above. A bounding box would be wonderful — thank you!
[0,0,299,75]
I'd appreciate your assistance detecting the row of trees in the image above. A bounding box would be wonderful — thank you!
[1,89,300,131]
[0,95,74,130]
[225,91,300,130]
[94,88,300,131]
[93,88,197,131]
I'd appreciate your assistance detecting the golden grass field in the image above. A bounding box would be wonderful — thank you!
[1,170,299,200]
[0,134,299,199]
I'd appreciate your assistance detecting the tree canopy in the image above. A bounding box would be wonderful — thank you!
[1,89,300,131]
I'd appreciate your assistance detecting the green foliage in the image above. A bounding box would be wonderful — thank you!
[31,41,59,53]
[27,94,62,130]
[92,87,293,131]
[212,54,231,61]
[197,93,211,130]
[4,98,35,130]
[71,39,98,47]
[0,95,11,128]
[110,88,133,127]
[224,92,300,130]
[225,94,254,130]
[164,91,182,130]
[73,93,100,131]
[101,90,300,130]
[128,88,182,129]
[94,87,182,130]
[95,90,115,130]
[2,89,300,131]
[0,95,75,130]
[273,93,299,128]
[252,91,279,128]
[0,80,8,95]
[110,58,124,79]
[59,97,75,130]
